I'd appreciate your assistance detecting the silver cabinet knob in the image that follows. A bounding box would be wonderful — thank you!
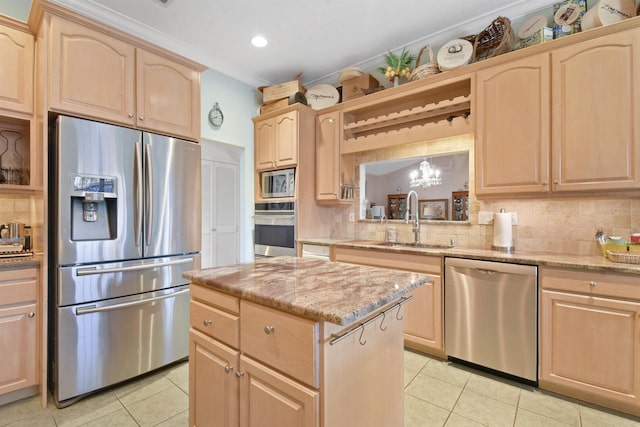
[264,325,275,334]
[589,281,597,288]
[235,371,244,378]
[128,112,134,118]
[28,312,35,318]
[224,365,233,373]
[203,319,213,326]
[139,115,145,121]
[553,180,559,184]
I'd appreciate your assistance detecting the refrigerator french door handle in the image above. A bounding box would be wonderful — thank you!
[145,144,153,246]
[134,142,143,247]
[75,257,194,276]
[75,288,190,315]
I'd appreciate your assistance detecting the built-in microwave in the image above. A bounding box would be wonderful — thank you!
[261,168,295,198]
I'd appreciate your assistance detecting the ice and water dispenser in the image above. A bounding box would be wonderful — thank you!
[70,175,117,241]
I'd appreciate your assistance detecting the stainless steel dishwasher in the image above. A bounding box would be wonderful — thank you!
[444,257,538,383]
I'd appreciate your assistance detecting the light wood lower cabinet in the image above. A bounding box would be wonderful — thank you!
[190,282,404,426]
[332,246,444,357]
[540,267,640,417]
[0,268,39,401]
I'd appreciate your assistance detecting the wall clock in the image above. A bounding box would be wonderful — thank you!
[208,102,224,129]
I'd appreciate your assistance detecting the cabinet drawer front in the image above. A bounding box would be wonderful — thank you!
[541,267,640,300]
[190,300,239,348]
[191,284,239,314]
[0,268,37,306]
[241,300,319,388]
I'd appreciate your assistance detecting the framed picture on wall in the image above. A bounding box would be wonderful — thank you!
[418,199,448,220]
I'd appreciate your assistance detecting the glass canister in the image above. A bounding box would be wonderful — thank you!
[23,225,31,251]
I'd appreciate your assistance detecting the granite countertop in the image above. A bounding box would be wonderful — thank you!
[0,253,42,270]
[183,256,431,325]
[299,238,640,275]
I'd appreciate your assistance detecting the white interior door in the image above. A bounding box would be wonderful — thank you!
[202,159,239,268]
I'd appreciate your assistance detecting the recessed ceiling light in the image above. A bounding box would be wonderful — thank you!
[251,35,268,48]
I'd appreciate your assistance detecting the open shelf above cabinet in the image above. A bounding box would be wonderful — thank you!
[341,77,472,154]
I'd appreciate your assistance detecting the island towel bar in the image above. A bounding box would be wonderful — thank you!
[329,295,413,346]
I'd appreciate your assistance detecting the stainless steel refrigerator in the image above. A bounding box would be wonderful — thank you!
[48,115,201,407]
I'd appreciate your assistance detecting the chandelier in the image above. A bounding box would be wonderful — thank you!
[409,159,442,188]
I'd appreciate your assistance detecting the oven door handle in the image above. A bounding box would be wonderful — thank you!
[75,288,189,315]
[75,257,193,276]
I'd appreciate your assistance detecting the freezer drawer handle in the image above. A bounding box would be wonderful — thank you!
[76,257,194,276]
[75,288,190,315]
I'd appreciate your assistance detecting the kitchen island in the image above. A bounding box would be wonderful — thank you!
[183,256,431,427]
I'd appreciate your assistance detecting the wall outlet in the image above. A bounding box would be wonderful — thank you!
[478,211,493,225]
[348,211,355,222]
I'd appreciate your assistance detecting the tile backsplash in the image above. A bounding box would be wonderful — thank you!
[0,193,44,252]
[331,135,640,257]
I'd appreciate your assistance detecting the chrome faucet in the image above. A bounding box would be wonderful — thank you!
[381,214,388,242]
[405,190,420,244]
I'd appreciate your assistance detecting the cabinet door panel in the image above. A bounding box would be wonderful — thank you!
[316,112,340,201]
[254,118,275,171]
[239,355,319,427]
[274,111,298,168]
[475,53,550,195]
[136,49,200,140]
[540,290,640,405]
[404,275,442,353]
[50,16,136,125]
[0,24,33,114]
[0,303,37,395]
[552,29,640,191]
[189,329,239,427]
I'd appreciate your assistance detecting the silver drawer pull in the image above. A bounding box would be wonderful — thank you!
[264,325,275,334]
[28,312,35,318]
[203,319,213,326]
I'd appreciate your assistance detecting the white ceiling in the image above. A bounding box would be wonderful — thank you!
[49,0,559,88]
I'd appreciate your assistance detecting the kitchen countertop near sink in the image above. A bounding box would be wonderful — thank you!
[299,238,640,275]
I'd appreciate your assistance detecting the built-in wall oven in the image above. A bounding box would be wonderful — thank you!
[254,202,295,257]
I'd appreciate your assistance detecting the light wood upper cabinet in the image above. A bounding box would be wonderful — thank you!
[551,29,640,192]
[0,268,39,400]
[254,110,298,171]
[475,53,550,195]
[316,111,340,201]
[0,21,34,114]
[136,49,200,139]
[540,267,640,416]
[49,16,136,126]
[48,15,200,141]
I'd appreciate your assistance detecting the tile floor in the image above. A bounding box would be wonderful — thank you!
[1,350,640,426]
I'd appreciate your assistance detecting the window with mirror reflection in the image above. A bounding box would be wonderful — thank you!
[359,151,469,222]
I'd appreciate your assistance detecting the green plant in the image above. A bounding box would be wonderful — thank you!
[377,48,416,81]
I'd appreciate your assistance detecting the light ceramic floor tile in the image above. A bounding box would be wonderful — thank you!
[579,404,640,427]
[515,408,576,427]
[452,388,517,427]
[443,412,486,427]
[420,359,471,388]
[0,395,55,426]
[404,350,431,372]
[518,389,580,426]
[52,392,124,427]
[165,361,189,386]
[405,372,464,411]
[404,393,449,427]
[464,372,521,406]
[78,408,138,427]
[405,366,421,388]
[113,371,175,407]
[126,386,188,427]
[153,409,189,427]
